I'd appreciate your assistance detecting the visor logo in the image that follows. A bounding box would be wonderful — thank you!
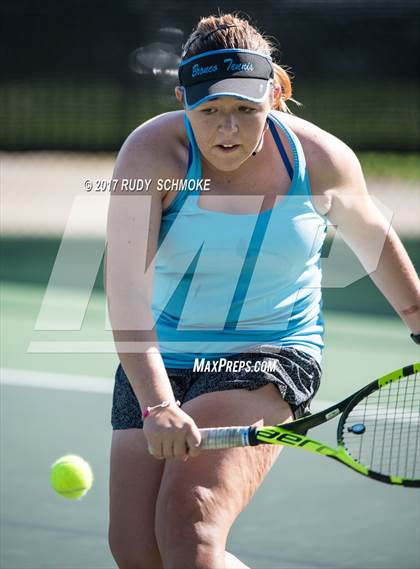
[192,63,218,77]
[191,58,256,79]
[224,58,254,72]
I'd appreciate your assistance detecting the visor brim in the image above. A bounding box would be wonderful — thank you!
[183,78,271,110]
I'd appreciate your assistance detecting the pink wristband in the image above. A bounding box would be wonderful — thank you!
[143,400,181,420]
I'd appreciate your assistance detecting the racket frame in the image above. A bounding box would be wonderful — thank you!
[199,363,419,487]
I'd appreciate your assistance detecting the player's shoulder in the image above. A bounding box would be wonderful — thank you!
[125,110,185,144]
[276,111,354,160]
[116,110,187,175]
[276,108,362,193]
[271,110,361,179]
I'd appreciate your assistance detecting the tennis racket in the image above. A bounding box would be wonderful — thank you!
[199,363,420,487]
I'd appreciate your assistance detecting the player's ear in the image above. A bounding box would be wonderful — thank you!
[270,82,281,109]
[175,86,185,107]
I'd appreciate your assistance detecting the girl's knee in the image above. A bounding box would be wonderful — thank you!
[155,485,227,554]
[157,484,229,535]
[158,527,224,569]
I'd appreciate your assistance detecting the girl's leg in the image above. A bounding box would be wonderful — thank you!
[155,383,292,569]
[108,429,165,569]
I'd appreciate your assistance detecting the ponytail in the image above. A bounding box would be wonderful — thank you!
[272,63,301,113]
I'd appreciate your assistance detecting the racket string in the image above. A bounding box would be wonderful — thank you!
[397,370,411,475]
[379,378,392,473]
[403,387,412,477]
[409,383,420,479]
[341,370,419,479]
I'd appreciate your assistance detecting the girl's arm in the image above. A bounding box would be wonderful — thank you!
[106,121,179,409]
[310,135,420,336]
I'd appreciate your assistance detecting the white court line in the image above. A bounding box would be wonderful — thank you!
[0,368,113,394]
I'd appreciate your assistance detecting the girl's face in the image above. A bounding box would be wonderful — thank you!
[175,87,275,173]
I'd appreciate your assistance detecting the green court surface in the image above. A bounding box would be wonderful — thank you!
[1,281,419,569]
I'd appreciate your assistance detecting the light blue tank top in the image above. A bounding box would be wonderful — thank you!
[151,111,328,368]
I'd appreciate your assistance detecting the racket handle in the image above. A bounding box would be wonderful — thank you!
[199,427,252,450]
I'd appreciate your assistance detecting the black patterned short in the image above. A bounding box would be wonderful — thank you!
[111,345,322,430]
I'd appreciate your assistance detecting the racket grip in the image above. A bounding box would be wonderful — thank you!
[199,427,251,450]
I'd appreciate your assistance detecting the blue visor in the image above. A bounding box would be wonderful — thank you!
[178,49,274,110]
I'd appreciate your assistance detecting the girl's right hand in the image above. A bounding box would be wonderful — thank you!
[143,402,202,461]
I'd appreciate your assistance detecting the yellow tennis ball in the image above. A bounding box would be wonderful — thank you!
[50,455,93,500]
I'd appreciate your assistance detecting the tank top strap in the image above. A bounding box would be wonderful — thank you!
[267,116,294,181]
[183,113,202,183]
[186,141,193,171]
[180,113,204,212]
[162,114,202,216]
[268,111,308,194]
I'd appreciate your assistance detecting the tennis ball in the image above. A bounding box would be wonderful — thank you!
[50,455,93,500]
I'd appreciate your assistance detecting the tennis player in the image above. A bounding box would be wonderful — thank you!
[106,13,420,569]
